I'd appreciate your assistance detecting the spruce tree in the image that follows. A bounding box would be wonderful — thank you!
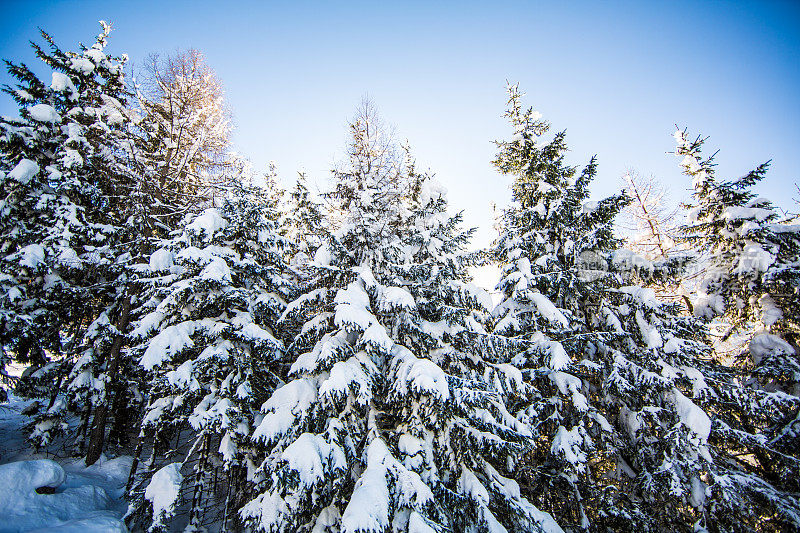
[0,23,133,427]
[242,103,562,533]
[490,84,632,530]
[676,129,799,377]
[673,130,800,530]
[124,182,292,531]
[284,172,325,269]
[490,86,800,531]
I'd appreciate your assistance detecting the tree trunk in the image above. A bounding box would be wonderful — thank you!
[221,473,233,532]
[189,432,210,528]
[76,403,92,455]
[109,380,133,448]
[126,430,146,492]
[681,295,694,315]
[226,464,249,532]
[47,363,67,411]
[85,294,132,466]
[48,313,85,410]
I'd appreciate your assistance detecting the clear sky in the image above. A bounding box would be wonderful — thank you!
[1,1,799,252]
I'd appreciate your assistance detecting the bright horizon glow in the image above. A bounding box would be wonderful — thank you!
[1,1,798,261]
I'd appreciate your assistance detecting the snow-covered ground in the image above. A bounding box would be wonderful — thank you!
[0,394,130,532]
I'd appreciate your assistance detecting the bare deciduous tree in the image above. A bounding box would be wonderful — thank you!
[616,170,698,312]
[618,169,679,260]
[132,49,234,233]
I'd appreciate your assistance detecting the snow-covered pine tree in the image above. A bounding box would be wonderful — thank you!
[490,84,637,530]
[489,85,796,531]
[284,172,325,269]
[392,160,561,533]
[676,129,799,373]
[242,102,562,533]
[0,23,133,426]
[124,181,292,531]
[672,130,800,529]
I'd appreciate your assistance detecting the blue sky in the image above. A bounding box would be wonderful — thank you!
[1,1,799,250]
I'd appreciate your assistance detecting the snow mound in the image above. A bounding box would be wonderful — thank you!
[619,285,661,308]
[341,438,432,533]
[19,244,46,269]
[140,321,197,370]
[281,433,346,487]
[187,208,228,241]
[551,425,586,466]
[51,72,78,100]
[27,104,61,123]
[0,459,127,533]
[334,281,374,330]
[530,292,569,327]
[669,388,711,443]
[312,242,331,267]
[84,48,106,64]
[532,333,570,370]
[750,333,795,364]
[200,256,232,282]
[722,206,773,222]
[26,513,127,532]
[734,243,774,274]
[0,459,65,492]
[758,294,783,327]
[69,57,95,74]
[8,159,39,184]
[392,345,450,400]
[253,378,318,444]
[145,462,183,528]
[457,281,494,311]
[148,248,174,272]
[635,310,663,349]
[418,178,447,206]
[549,371,588,411]
[380,286,416,310]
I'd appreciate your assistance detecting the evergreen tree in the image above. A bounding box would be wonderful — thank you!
[490,84,633,530]
[676,129,800,371]
[124,182,292,531]
[242,103,562,533]
[0,23,132,422]
[491,86,800,531]
[673,130,800,530]
[284,172,325,269]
